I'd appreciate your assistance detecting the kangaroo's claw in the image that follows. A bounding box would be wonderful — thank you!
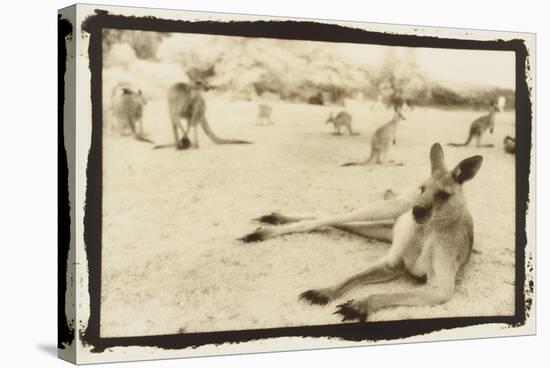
[334,300,368,322]
[254,212,284,225]
[238,227,274,242]
[299,289,331,305]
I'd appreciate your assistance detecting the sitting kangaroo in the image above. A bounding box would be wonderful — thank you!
[448,97,505,148]
[326,111,357,135]
[503,135,516,154]
[111,84,153,144]
[342,108,405,166]
[240,143,482,322]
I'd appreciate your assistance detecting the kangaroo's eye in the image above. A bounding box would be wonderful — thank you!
[436,191,450,200]
[420,186,426,194]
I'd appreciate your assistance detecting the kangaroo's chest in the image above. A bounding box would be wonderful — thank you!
[179,94,205,121]
[258,107,271,117]
[388,212,432,278]
[472,116,490,131]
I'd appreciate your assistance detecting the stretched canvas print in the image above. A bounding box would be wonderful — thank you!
[58,3,536,364]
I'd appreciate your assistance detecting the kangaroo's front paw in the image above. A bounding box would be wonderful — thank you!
[299,289,334,306]
[238,227,275,242]
[177,137,191,150]
[334,300,369,322]
[254,212,285,225]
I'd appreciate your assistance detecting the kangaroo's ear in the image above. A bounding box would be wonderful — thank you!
[452,156,483,184]
[430,143,446,173]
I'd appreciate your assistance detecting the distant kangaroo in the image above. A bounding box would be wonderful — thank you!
[342,109,405,166]
[256,104,274,126]
[448,97,505,148]
[111,83,153,144]
[240,143,483,322]
[155,67,252,150]
[326,111,357,135]
[503,135,516,154]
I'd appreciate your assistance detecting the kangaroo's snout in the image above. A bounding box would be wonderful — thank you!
[412,205,430,224]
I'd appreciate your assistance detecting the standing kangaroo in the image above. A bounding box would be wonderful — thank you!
[448,97,505,148]
[342,109,405,166]
[326,111,357,135]
[256,104,274,126]
[155,69,252,150]
[240,143,482,322]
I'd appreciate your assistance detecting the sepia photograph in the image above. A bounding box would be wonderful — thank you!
[102,31,519,337]
[58,4,535,364]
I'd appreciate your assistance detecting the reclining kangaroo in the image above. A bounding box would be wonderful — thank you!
[448,98,505,148]
[155,68,252,150]
[240,143,482,322]
[326,111,357,135]
[342,108,405,166]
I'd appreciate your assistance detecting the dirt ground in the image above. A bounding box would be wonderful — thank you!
[100,96,516,337]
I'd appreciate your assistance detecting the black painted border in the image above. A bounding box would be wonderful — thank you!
[79,10,532,353]
[58,14,74,350]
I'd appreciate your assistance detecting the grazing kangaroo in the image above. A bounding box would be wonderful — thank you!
[342,109,405,166]
[256,104,274,126]
[326,111,357,135]
[111,84,153,144]
[240,143,482,322]
[448,97,505,148]
[503,135,516,154]
[155,68,252,150]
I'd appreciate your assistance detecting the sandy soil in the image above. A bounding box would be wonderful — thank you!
[100,97,516,337]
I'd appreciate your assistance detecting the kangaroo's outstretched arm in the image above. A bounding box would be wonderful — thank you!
[240,186,418,242]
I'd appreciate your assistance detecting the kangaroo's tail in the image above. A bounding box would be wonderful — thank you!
[341,161,359,167]
[342,151,374,167]
[448,131,472,147]
[134,133,154,144]
[201,118,252,144]
[153,144,175,150]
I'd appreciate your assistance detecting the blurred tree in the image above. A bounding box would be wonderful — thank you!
[373,48,427,110]
[103,32,515,110]
[103,29,170,60]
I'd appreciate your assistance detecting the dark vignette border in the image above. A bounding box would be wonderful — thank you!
[80,10,532,353]
[58,14,74,349]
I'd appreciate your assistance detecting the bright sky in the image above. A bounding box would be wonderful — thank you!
[336,43,516,89]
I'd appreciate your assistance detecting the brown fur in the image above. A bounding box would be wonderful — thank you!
[503,135,515,154]
[241,143,482,322]
[342,109,405,166]
[326,111,356,135]
[111,84,153,144]
[448,102,501,148]
[257,104,274,126]
[161,73,252,150]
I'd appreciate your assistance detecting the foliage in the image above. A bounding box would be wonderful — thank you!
[103,32,515,110]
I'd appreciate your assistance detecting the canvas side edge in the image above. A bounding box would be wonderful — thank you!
[58,4,77,365]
